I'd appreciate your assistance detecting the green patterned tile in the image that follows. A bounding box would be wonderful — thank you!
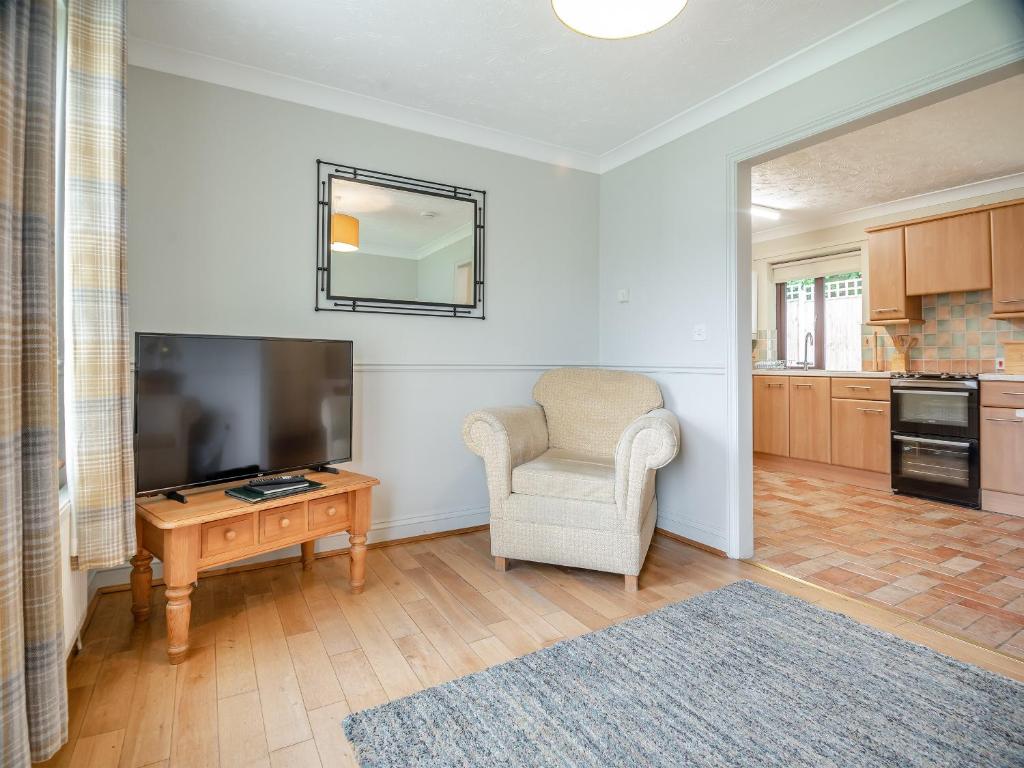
[966,345,980,359]
[937,319,950,332]
[966,291,982,304]
[951,304,965,319]
[951,332,964,347]
[982,331,996,346]
[966,317,980,332]
[937,293,950,306]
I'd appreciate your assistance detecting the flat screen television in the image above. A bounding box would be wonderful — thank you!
[134,333,353,495]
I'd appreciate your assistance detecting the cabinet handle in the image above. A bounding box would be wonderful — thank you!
[845,385,871,390]
[326,506,337,517]
[856,408,884,414]
[998,298,1024,303]
[224,529,237,541]
[793,384,813,389]
[985,417,1023,423]
[766,382,785,388]
[1001,392,1024,396]
[279,517,291,528]
[874,307,900,313]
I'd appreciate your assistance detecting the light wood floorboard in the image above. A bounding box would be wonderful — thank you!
[47,530,1024,767]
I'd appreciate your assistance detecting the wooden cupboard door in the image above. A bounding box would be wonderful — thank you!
[981,381,1024,409]
[753,376,789,457]
[981,406,1024,495]
[789,377,830,463]
[905,211,992,295]
[831,398,890,473]
[991,203,1024,315]
[867,229,918,321]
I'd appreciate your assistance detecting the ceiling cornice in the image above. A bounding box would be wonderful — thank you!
[598,0,975,173]
[128,0,973,176]
[127,38,602,174]
[751,172,1024,243]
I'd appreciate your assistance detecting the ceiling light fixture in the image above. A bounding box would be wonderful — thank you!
[552,0,687,40]
[330,213,360,252]
[750,204,782,221]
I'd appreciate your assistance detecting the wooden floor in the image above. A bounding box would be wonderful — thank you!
[42,529,1024,768]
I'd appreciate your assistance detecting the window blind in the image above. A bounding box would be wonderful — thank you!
[770,248,863,283]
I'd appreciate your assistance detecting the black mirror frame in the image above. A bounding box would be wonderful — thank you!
[315,159,486,319]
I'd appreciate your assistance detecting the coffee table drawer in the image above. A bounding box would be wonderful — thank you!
[202,514,255,558]
[309,494,350,531]
[260,503,306,543]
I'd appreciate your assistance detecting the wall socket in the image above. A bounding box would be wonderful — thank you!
[692,323,708,341]
[616,288,630,303]
[996,357,1006,371]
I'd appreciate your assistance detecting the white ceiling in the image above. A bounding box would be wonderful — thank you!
[751,73,1024,235]
[127,0,910,165]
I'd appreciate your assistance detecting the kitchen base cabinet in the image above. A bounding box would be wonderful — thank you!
[981,403,1024,518]
[789,377,830,463]
[831,398,891,474]
[753,376,789,457]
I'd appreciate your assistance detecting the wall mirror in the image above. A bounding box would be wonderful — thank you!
[315,160,485,318]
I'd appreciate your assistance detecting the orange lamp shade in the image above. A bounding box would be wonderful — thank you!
[330,213,359,252]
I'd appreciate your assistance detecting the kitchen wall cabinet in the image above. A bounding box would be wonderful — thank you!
[866,228,921,322]
[830,398,890,473]
[991,203,1024,316]
[904,210,991,296]
[788,377,830,463]
[753,376,789,456]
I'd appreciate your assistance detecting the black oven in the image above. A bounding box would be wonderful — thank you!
[890,375,979,508]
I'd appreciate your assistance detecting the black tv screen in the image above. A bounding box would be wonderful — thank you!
[134,333,353,494]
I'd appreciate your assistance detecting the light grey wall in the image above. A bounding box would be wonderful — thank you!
[417,236,474,304]
[125,66,599,574]
[329,250,418,302]
[599,0,1024,554]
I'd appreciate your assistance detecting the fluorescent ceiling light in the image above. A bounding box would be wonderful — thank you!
[751,204,781,221]
[552,0,687,40]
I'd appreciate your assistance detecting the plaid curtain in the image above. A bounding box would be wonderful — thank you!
[64,0,134,570]
[0,1,70,764]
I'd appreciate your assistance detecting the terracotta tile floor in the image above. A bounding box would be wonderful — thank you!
[753,468,1024,658]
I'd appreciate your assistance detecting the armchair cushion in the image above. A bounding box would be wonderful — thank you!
[511,448,615,503]
[533,368,663,457]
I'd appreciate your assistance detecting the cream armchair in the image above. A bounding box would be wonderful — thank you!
[462,368,680,591]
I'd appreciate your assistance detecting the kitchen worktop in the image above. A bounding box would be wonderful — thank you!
[752,369,890,378]
[979,373,1024,382]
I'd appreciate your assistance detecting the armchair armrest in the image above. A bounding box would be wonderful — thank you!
[614,408,681,525]
[462,406,549,501]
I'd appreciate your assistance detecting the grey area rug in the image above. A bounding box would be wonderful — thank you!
[343,580,1024,767]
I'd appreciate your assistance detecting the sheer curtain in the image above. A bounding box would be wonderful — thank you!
[63,0,134,570]
[0,1,70,764]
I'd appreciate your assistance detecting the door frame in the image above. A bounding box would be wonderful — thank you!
[723,58,1023,559]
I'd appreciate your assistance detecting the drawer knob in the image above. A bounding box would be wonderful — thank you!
[327,507,337,517]
[280,517,291,528]
[224,529,237,541]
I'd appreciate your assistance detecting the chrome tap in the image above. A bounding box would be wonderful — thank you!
[803,332,813,370]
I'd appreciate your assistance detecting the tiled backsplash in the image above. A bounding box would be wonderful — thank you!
[863,290,1024,373]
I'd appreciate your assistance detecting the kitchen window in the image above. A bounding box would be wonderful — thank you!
[774,257,864,370]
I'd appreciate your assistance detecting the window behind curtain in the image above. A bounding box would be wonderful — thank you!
[55,0,68,485]
[773,249,864,370]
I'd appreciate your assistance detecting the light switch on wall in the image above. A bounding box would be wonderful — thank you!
[616,288,630,303]
[692,323,707,341]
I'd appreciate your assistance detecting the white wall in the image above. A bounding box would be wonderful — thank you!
[599,0,1024,556]
[118,67,599,584]
[329,250,418,302]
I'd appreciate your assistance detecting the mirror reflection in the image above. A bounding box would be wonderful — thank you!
[327,177,477,306]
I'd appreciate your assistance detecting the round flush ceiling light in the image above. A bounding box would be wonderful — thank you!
[552,0,687,40]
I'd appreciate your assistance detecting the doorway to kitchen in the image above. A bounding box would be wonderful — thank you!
[741,68,1024,659]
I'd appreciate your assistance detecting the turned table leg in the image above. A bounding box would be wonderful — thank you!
[349,487,371,594]
[165,583,193,664]
[130,548,153,623]
[301,540,316,571]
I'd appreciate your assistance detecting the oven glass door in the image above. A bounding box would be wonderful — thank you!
[892,388,977,438]
[894,436,970,487]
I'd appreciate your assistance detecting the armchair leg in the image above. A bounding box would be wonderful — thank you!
[624,574,639,592]
[494,556,510,572]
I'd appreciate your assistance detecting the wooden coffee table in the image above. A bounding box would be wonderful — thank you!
[132,470,379,663]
